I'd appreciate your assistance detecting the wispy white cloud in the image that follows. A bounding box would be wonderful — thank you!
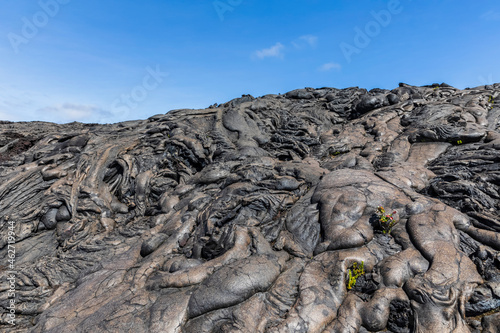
[0,85,117,123]
[0,110,16,121]
[481,10,500,21]
[0,86,51,121]
[253,42,285,59]
[0,87,49,109]
[37,103,113,123]
[253,35,318,60]
[319,62,342,72]
[292,35,318,49]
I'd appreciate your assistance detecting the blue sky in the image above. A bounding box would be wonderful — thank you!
[0,0,499,123]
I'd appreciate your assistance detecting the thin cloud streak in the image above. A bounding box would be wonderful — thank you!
[319,62,342,72]
[37,103,113,123]
[253,42,285,59]
[292,35,318,49]
[481,10,500,21]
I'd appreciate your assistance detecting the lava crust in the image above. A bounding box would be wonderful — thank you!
[1,83,500,332]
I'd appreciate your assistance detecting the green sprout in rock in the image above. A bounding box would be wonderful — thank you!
[330,151,342,158]
[347,261,365,290]
[376,206,398,234]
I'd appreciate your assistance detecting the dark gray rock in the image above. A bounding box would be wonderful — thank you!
[355,94,388,114]
[187,254,282,318]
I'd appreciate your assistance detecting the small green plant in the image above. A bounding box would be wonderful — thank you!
[330,151,342,158]
[347,261,365,290]
[488,96,495,109]
[376,206,398,234]
[457,140,463,145]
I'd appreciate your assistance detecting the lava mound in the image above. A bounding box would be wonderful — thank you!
[1,83,500,332]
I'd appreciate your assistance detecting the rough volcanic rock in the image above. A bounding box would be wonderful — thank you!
[1,83,500,332]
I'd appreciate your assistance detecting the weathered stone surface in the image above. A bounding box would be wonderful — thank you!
[1,83,500,332]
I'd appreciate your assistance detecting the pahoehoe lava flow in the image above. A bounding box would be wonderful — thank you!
[1,83,500,332]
